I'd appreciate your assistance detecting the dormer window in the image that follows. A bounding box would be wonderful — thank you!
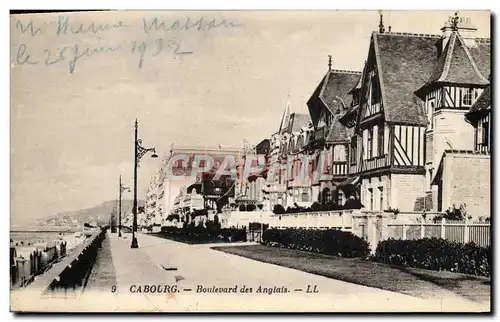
[462,88,473,106]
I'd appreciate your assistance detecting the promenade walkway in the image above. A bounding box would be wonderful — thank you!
[107,233,173,293]
[99,232,490,312]
[18,231,488,312]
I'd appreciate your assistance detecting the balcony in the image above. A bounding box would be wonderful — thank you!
[331,161,348,177]
[350,154,390,174]
[362,102,382,120]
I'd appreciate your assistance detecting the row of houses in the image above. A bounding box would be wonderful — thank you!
[240,13,491,218]
[145,12,491,228]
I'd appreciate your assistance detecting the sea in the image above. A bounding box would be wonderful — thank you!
[10,229,81,247]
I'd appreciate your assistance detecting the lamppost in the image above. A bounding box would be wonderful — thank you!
[118,175,130,238]
[131,119,158,249]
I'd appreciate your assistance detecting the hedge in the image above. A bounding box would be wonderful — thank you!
[262,228,370,258]
[375,238,491,277]
[273,201,363,215]
[159,225,247,243]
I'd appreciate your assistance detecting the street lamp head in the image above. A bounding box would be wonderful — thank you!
[151,149,158,158]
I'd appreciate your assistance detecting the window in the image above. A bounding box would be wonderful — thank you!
[378,187,384,211]
[378,125,384,156]
[462,88,473,106]
[482,121,489,149]
[367,128,373,159]
[350,137,357,164]
[301,189,309,202]
[337,190,344,206]
[322,188,331,204]
[430,102,435,129]
[368,188,373,210]
[474,89,479,99]
[371,74,380,105]
[333,145,347,162]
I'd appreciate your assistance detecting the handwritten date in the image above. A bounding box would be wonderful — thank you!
[13,38,193,73]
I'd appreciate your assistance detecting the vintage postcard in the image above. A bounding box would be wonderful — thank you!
[10,10,491,312]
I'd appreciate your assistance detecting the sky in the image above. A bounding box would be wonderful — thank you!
[10,10,490,227]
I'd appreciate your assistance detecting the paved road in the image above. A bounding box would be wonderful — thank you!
[94,232,487,312]
[14,232,488,312]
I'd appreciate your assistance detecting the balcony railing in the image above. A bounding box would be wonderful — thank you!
[362,102,381,119]
[350,154,390,174]
[331,161,348,176]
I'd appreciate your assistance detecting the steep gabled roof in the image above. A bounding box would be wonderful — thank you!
[469,38,491,80]
[307,69,361,126]
[348,69,364,94]
[326,115,354,143]
[373,32,442,126]
[466,84,491,119]
[283,113,310,134]
[420,32,489,90]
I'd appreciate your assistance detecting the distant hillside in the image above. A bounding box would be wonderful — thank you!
[40,199,145,226]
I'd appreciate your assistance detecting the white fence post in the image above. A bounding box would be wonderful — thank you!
[441,218,446,239]
[402,222,407,240]
[464,216,470,243]
[420,220,425,239]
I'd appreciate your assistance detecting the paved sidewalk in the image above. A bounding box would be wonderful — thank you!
[108,233,173,294]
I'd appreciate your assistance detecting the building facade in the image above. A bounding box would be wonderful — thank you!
[152,145,245,227]
[290,13,490,217]
[146,12,490,221]
[264,102,312,210]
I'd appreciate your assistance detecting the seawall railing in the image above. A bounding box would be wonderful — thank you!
[24,228,106,296]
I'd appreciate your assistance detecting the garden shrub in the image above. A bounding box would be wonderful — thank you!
[273,204,286,215]
[262,228,370,258]
[158,223,246,243]
[375,238,491,277]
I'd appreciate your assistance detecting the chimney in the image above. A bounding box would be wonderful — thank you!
[441,12,478,50]
[440,16,455,50]
[457,16,478,48]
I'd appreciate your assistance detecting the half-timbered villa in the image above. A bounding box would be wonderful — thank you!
[336,13,489,216]
[429,82,492,217]
[305,57,361,206]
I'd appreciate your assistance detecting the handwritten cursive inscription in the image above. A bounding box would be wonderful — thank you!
[132,38,193,69]
[15,44,39,65]
[44,44,123,73]
[55,16,129,37]
[15,19,42,37]
[12,15,243,73]
[14,37,193,73]
[142,17,241,34]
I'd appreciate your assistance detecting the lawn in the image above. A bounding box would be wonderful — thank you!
[212,244,490,304]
